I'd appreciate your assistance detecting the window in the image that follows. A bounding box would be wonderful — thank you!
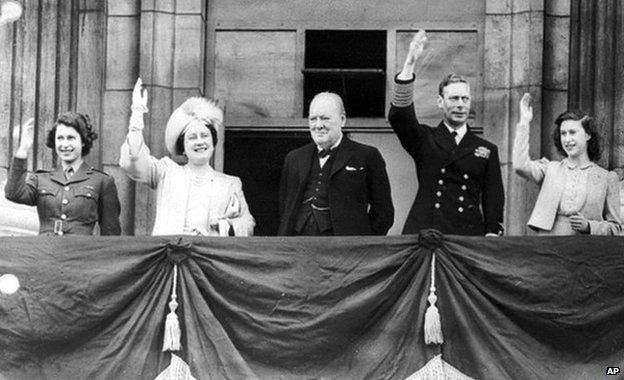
[303,30,386,118]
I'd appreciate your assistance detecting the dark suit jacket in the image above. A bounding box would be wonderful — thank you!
[278,137,394,236]
[388,104,504,236]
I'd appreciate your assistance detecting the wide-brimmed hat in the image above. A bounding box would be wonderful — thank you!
[164,97,224,155]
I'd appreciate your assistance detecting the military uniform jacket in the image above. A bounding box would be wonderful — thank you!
[4,157,121,235]
[278,137,394,236]
[388,78,504,236]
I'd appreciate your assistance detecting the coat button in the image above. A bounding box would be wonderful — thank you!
[64,186,70,191]
[458,207,464,212]
[436,191,442,197]
[461,185,467,191]
[61,214,67,220]
[438,179,444,185]
[62,199,68,205]
[87,193,92,197]
[459,196,464,201]
[463,174,469,179]
[434,203,440,209]
[440,168,446,174]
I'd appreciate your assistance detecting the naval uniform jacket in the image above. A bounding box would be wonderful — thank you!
[388,76,504,235]
[278,137,394,236]
[4,157,121,235]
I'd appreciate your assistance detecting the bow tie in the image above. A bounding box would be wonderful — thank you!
[318,148,335,158]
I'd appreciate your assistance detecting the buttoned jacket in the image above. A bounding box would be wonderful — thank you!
[278,137,394,236]
[388,78,504,235]
[4,157,121,235]
[513,122,622,235]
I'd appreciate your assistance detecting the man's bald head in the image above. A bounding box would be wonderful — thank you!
[311,92,346,116]
[308,92,346,150]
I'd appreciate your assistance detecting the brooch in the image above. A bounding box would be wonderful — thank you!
[474,146,491,159]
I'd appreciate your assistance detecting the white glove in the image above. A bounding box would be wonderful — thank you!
[129,78,148,131]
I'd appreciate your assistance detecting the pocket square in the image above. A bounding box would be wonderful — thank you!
[474,146,491,159]
[345,166,357,171]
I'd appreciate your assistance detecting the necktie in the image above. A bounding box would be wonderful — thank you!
[319,148,333,158]
[65,167,74,179]
[450,131,458,145]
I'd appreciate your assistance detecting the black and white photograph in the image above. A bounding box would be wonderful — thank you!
[0,0,622,378]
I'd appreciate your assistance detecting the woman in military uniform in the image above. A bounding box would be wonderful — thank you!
[4,113,121,236]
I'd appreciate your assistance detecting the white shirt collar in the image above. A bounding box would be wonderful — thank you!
[444,122,467,142]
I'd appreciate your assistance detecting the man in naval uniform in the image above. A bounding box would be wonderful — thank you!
[388,30,504,236]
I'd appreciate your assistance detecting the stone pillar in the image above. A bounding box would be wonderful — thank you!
[133,1,207,235]
[542,0,570,159]
[569,0,624,172]
[103,1,141,235]
[0,0,76,177]
[568,0,624,217]
[484,0,544,235]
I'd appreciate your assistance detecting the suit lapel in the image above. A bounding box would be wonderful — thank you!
[433,121,457,155]
[66,162,91,184]
[50,162,91,186]
[330,138,354,178]
[49,166,67,185]
[297,143,316,186]
[444,127,479,166]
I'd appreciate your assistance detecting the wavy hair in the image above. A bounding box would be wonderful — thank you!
[553,110,601,162]
[45,112,98,156]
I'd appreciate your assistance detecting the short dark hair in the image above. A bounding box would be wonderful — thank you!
[175,123,218,155]
[45,112,98,156]
[438,73,469,96]
[553,110,602,162]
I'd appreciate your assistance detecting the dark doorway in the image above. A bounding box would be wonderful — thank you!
[224,131,310,236]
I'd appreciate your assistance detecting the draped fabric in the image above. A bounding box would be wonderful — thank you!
[0,234,623,379]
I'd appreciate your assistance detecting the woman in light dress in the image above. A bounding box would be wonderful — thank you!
[120,79,255,236]
[512,93,621,235]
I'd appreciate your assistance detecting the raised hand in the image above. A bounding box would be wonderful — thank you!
[131,78,148,113]
[519,92,533,124]
[14,118,35,159]
[398,29,427,80]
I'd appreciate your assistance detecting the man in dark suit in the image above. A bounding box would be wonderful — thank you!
[388,30,504,236]
[278,92,394,236]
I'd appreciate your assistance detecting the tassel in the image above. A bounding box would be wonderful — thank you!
[424,253,444,345]
[163,264,181,352]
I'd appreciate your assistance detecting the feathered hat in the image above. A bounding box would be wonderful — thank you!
[164,97,224,156]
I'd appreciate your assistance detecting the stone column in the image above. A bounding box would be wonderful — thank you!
[133,1,207,235]
[542,0,570,159]
[569,0,624,172]
[484,0,544,235]
[103,1,141,235]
